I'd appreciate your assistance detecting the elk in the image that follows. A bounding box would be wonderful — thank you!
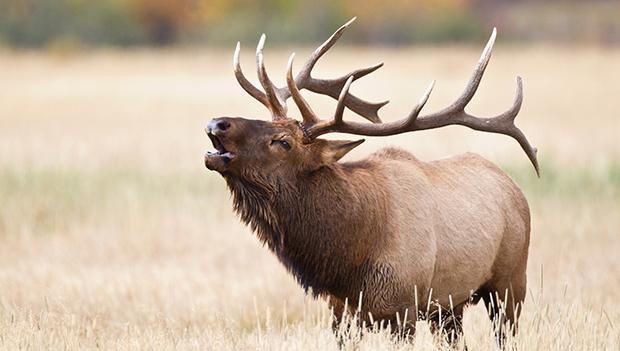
[204,18,538,347]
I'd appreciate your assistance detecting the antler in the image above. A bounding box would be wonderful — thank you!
[298,28,540,176]
[233,17,388,122]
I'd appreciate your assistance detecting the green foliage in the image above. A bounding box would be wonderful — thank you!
[2,0,617,48]
[0,0,484,48]
[0,0,144,47]
[503,161,620,199]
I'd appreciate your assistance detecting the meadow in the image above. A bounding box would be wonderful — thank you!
[0,44,619,350]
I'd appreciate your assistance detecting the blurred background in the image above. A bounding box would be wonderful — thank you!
[0,0,618,350]
[1,0,620,49]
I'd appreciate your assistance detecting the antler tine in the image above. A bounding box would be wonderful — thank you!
[287,17,388,123]
[406,80,435,125]
[233,41,269,108]
[286,53,319,126]
[302,67,389,123]
[300,75,355,135]
[333,62,385,85]
[439,28,496,115]
[256,34,288,120]
[334,76,354,125]
[493,76,540,176]
[298,17,357,77]
[468,75,539,175]
[305,28,540,176]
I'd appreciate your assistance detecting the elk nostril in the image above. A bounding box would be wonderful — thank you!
[216,120,231,131]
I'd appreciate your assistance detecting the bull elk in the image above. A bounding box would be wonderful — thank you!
[204,18,538,348]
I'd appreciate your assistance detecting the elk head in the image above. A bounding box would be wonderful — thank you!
[204,17,540,180]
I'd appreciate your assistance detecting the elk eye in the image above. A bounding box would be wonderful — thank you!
[271,139,291,151]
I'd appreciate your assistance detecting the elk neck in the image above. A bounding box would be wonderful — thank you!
[223,159,392,297]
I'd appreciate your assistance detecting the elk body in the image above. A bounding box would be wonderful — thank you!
[204,18,538,347]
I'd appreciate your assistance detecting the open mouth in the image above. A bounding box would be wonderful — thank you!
[206,133,235,164]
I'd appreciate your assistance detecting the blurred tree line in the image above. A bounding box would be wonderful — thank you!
[0,0,618,48]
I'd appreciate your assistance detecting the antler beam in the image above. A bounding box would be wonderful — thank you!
[302,28,540,176]
[233,19,539,176]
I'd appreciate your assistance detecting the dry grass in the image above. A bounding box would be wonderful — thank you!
[0,44,619,350]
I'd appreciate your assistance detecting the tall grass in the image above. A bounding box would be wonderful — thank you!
[0,46,618,349]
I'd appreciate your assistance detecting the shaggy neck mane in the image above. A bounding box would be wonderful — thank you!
[224,169,290,253]
[223,161,390,297]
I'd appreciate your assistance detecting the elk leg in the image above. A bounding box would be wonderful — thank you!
[330,309,353,349]
[428,303,466,350]
[328,297,367,347]
[482,269,526,349]
[383,309,417,341]
[328,298,348,346]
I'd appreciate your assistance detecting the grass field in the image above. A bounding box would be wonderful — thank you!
[0,44,619,350]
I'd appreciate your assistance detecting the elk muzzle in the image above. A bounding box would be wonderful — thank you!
[205,117,236,172]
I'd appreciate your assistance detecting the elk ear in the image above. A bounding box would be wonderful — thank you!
[320,139,365,164]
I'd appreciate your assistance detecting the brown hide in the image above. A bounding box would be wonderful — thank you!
[209,121,530,330]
